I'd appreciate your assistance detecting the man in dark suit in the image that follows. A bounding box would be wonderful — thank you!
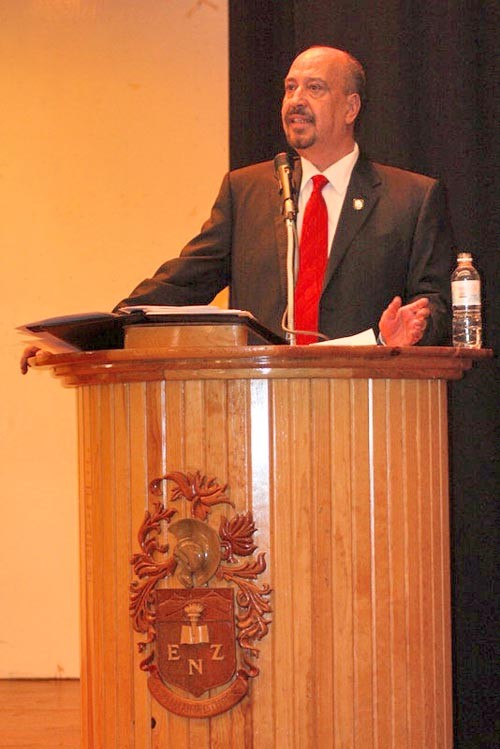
[17,44,451,381]
[115,46,453,346]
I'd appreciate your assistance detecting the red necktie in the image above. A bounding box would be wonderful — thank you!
[294,174,329,344]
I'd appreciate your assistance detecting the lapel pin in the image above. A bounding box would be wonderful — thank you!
[353,197,365,211]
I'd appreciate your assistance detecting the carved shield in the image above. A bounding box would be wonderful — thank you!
[156,588,237,697]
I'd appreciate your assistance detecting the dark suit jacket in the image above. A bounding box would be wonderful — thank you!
[117,155,454,344]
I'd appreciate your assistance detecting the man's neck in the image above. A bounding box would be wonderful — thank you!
[297,139,356,172]
[299,143,359,193]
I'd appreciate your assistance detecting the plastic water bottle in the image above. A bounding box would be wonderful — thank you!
[451,252,482,348]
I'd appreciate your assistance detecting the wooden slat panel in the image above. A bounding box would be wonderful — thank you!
[287,379,315,747]
[202,379,234,749]
[247,379,273,747]
[87,386,106,745]
[432,382,453,748]
[350,380,374,748]
[144,380,169,749]
[268,379,295,749]
[427,380,443,748]
[418,381,437,748]
[439,384,453,749]
[386,379,410,747]
[227,380,253,515]
[371,379,392,749]
[404,380,426,749]
[112,384,136,749]
[77,387,92,748]
[225,380,255,748]
[157,380,190,746]
[183,380,210,748]
[204,379,228,477]
[127,382,152,749]
[330,379,355,747]
[98,384,120,748]
[77,369,453,748]
[165,380,186,476]
[309,379,335,748]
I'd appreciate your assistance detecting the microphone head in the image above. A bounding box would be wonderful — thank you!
[274,152,292,173]
[273,152,297,219]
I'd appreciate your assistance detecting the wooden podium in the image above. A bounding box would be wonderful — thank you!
[36,335,486,748]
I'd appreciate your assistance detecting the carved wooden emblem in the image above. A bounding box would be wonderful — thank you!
[130,471,272,718]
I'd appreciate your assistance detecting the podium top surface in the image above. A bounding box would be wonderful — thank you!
[31,344,491,387]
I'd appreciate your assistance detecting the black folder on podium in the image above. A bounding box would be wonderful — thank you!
[18,306,286,351]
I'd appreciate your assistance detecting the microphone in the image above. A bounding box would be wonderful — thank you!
[274,152,297,220]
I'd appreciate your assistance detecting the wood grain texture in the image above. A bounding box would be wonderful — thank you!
[37,344,489,388]
[68,350,460,747]
[0,679,80,748]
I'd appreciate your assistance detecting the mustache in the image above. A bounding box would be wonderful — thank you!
[284,105,315,121]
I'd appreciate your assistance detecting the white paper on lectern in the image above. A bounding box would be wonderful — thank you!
[311,329,377,346]
[119,305,255,318]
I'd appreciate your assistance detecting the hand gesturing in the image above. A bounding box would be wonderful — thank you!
[379,296,430,346]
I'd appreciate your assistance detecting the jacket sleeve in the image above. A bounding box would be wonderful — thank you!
[113,174,233,310]
[406,179,455,345]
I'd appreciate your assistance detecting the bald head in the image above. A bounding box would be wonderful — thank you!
[281,46,364,170]
[293,47,366,104]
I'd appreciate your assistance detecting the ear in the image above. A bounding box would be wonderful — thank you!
[345,93,361,125]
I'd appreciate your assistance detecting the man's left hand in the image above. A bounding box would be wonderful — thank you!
[379,296,430,346]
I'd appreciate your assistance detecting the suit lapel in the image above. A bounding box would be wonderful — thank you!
[323,157,382,289]
[273,155,381,298]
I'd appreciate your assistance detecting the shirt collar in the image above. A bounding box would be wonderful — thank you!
[300,142,359,195]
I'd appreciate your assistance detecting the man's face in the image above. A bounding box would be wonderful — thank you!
[281,48,360,168]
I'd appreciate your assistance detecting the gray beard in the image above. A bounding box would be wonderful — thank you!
[285,131,316,150]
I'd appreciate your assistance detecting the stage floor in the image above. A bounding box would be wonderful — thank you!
[0,680,80,748]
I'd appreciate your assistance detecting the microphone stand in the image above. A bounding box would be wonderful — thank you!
[274,153,299,345]
[284,215,299,345]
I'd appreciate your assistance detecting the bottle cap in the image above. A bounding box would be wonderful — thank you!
[457,252,473,261]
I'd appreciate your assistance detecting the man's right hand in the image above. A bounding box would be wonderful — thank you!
[20,346,42,374]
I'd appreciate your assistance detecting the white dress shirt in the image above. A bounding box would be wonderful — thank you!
[297,143,360,254]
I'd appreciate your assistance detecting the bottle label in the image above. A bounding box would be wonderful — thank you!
[452,280,481,305]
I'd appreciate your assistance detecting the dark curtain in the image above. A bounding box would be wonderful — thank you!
[229,2,498,746]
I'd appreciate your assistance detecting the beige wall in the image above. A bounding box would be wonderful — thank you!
[0,0,228,678]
